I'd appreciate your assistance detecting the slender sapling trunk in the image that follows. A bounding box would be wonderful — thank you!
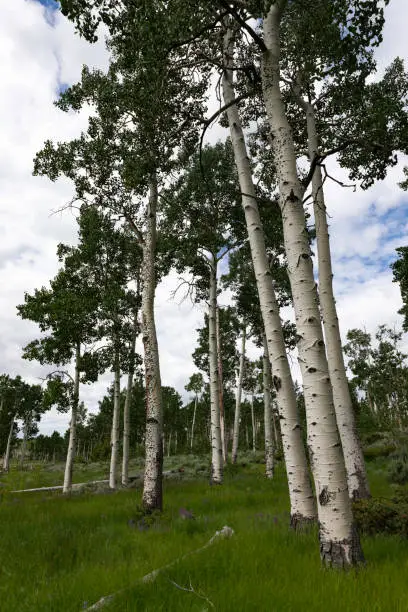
[209,255,223,483]
[232,325,246,464]
[109,342,121,490]
[263,333,274,478]
[63,342,81,493]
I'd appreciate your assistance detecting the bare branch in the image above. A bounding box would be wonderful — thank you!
[170,277,198,306]
[302,142,352,190]
[321,164,356,191]
[167,576,215,608]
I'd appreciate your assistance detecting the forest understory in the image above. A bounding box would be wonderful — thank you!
[1,447,407,612]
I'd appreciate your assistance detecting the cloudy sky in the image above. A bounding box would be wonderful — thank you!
[1,0,408,435]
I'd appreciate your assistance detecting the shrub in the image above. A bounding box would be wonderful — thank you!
[362,432,388,446]
[353,493,408,537]
[388,446,408,484]
[363,444,396,460]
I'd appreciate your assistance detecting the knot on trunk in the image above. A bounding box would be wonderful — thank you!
[319,486,331,507]
[272,375,281,391]
[286,189,298,203]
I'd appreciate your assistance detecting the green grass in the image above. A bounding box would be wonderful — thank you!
[0,458,407,611]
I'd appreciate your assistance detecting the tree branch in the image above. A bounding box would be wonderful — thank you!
[302,142,353,190]
[217,1,267,52]
[166,13,229,55]
[199,91,252,177]
[124,214,145,246]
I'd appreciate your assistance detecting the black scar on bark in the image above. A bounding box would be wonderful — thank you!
[272,375,281,391]
[287,189,299,203]
[319,523,365,568]
[290,513,316,532]
[350,465,371,500]
[319,486,331,506]
[146,417,159,424]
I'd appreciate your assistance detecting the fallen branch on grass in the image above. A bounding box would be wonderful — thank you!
[84,525,235,610]
[168,576,215,608]
[10,480,109,493]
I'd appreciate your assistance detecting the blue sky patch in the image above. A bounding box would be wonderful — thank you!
[34,0,59,26]
[57,82,70,95]
[35,0,59,9]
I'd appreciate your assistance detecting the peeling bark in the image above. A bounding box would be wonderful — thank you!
[142,172,163,512]
[209,255,223,484]
[63,342,80,494]
[222,22,315,526]
[303,102,370,501]
[232,325,246,464]
[109,342,121,490]
[261,2,364,565]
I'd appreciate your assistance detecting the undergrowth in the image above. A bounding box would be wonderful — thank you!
[0,458,407,611]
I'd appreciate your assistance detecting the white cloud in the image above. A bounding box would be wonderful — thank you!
[1,0,408,435]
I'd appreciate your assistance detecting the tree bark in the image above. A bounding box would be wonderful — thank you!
[209,255,223,483]
[222,22,315,527]
[263,333,274,479]
[261,2,364,566]
[3,411,15,473]
[141,172,163,512]
[63,342,80,494]
[303,101,370,501]
[122,303,139,487]
[250,392,256,453]
[232,325,246,464]
[109,342,121,490]
[216,306,227,463]
[191,394,197,452]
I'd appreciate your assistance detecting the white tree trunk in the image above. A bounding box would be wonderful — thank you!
[190,394,197,452]
[109,343,121,490]
[222,23,315,527]
[3,411,15,473]
[20,415,31,469]
[216,306,227,463]
[303,102,370,500]
[263,334,274,479]
[63,342,81,494]
[261,2,364,566]
[232,325,246,464]
[122,305,139,487]
[142,172,163,512]
[251,393,256,453]
[209,255,223,484]
[167,432,172,457]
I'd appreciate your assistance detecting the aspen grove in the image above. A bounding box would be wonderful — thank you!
[3,2,408,606]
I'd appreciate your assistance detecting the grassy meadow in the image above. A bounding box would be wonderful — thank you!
[0,455,407,611]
